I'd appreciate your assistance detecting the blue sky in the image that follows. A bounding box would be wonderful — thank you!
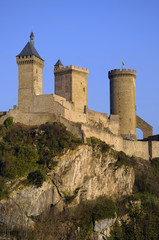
[0,0,159,137]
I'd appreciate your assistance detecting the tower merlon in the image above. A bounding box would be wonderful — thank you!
[54,65,89,74]
[16,55,44,67]
[108,69,136,79]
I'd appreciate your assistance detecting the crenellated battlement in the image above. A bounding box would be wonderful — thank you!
[54,64,89,74]
[108,69,136,79]
[16,55,44,66]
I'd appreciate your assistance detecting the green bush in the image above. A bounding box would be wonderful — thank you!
[27,170,45,187]
[0,182,8,200]
[86,137,110,153]
[84,196,117,221]
[4,117,13,129]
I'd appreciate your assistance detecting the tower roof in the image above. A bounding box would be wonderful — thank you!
[17,33,43,61]
[54,59,63,67]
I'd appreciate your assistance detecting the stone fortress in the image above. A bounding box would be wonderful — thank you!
[0,32,159,160]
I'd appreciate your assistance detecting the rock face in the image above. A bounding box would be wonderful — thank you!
[0,181,54,229]
[0,145,135,233]
[94,216,117,240]
[51,145,134,204]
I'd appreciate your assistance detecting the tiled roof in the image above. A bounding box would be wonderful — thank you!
[17,41,43,60]
[54,59,63,66]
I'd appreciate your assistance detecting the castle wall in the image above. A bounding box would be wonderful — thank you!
[80,123,155,160]
[108,115,120,135]
[86,110,119,135]
[33,95,55,113]
[1,108,159,160]
[87,110,109,127]
[152,141,159,159]
[0,109,56,126]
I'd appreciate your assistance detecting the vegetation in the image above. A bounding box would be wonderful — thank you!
[86,137,111,154]
[28,196,117,240]
[3,117,13,129]
[0,181,8,200]
[0,121,83,194]
[27,170,45,188]
[108,155,159,240]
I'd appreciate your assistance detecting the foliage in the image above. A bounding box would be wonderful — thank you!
[88,196,116,220]
[86,137,110,153]
[0,144,38,179]
[151,157,159,171]
[0,124,7,137]
[109,155,159,240]
[27,170,45,188]
[3,117,13,129]
[63,187,80,203]
[0,182,8,200]
[0,122,83,198]
[27,195,117,240]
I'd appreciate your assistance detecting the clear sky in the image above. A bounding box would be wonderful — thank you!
[0,0,159,137]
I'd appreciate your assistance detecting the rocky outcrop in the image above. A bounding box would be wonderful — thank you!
[94,216,117,240]
[0,145,135,232]
[51,145,134,204]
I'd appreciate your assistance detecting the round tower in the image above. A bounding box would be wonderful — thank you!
[108,69,137,139]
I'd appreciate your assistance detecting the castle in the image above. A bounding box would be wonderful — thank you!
[0,32,159,160]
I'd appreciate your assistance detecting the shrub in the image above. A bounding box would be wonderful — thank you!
[63,187,80,203]
[0,182,8,200]
[27,170,45,187]
[115,151,132,168]
[4,117,13,129]
[85,196,117,221]
[86,137,110,153]
[0,124,7,137]
[151,158,159,170]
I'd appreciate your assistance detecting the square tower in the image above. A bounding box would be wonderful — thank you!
[54,61,89,113]
[16,33,44,112]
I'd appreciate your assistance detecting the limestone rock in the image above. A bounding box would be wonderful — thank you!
[0,145,135,230]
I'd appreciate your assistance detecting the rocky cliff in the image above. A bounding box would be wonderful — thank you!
[0,144,135,239]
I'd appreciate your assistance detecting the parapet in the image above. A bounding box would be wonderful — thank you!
[16,55,44,66]
[108,69,136,79]
[54,65,89,74]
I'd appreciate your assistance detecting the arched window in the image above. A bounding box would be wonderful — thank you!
[136,128,143,140]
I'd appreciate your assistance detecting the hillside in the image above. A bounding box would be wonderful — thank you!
[0,119,159,240]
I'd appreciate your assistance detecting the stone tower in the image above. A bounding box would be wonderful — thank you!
[16,32,44,112]
[54,62,89,113]
[108,69,137,139]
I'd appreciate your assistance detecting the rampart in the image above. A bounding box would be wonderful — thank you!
[80,123,159,160]
[54,65,89,74]
[86,110,119,135]
[108,69,136,78]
